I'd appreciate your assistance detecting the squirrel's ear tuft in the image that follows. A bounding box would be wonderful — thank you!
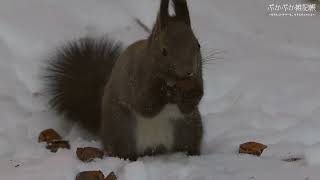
[172,0,191,25]
[159,0,170,29]
[149,0,169,40]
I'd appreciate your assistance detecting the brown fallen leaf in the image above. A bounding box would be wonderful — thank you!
[239,142,268,156]
[76,147,104,162]
[76,171,104,180]
[105,172,117,180]
[46,140,70,153]
[38,129,62,143]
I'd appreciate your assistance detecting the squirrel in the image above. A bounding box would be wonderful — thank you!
[44,0,204,161]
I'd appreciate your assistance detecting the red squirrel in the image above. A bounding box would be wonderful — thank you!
[44,0,203,160]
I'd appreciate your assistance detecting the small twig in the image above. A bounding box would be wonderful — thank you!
[134,18,151,34]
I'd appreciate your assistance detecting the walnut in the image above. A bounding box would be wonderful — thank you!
[76,147,104,162]
[239,142,267,156]
[76,171,104,180]
[38,129,62,143]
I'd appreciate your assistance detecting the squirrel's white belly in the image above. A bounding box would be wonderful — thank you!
[135,104,184,154]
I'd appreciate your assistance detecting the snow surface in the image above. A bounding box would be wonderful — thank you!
[0,0,320,179]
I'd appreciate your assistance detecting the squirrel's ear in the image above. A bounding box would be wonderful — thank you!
[159,0,170,29]
[173,0,191,25]
[149,0,170,41]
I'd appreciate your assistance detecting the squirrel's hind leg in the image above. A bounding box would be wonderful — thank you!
[100,100,138,161]
[173,109,203,156]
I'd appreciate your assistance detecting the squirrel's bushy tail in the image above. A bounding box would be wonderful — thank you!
[44,37,122,133]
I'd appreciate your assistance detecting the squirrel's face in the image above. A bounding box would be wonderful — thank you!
[156,21,201,80]
[148,0,204,113]
[150,22,203,113]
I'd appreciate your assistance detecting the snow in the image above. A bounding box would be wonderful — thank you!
[0,0,320,179]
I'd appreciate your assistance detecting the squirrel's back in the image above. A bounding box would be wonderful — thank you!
[43,37,122,133]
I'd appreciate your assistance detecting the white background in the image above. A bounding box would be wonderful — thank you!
[0,0,320,179]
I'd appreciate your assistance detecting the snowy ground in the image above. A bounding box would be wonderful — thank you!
[0,0,320,179]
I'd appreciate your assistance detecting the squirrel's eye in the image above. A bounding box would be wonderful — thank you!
[162,48,168,56]
[197,43,201,49]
